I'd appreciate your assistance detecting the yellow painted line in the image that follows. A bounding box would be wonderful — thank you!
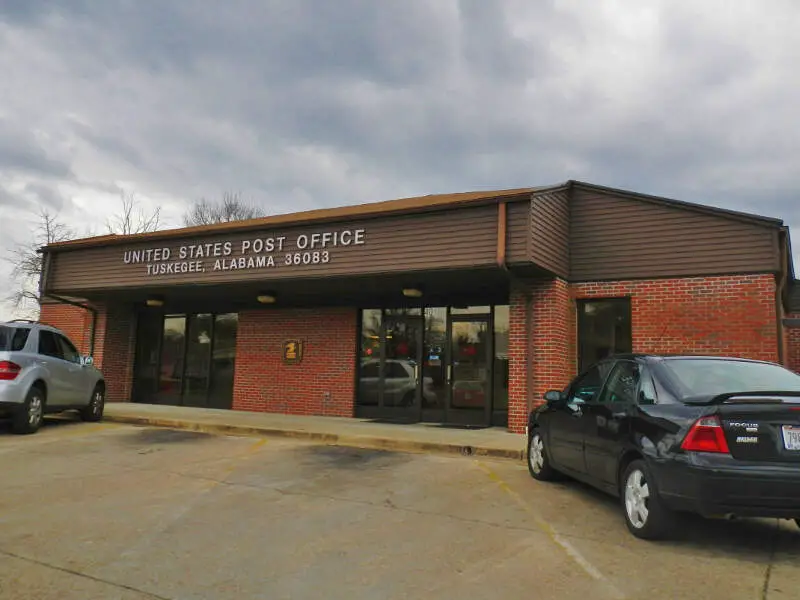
[475,460,626,600]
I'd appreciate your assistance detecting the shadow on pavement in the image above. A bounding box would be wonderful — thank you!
[550,474,799,558]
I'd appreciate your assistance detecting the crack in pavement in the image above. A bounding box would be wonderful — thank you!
[0,548,172,600]
[761,522,780,600]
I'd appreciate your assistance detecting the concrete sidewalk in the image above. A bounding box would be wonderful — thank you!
[103,403,527,461]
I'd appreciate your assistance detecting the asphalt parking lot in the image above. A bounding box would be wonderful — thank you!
[0,418,798,600]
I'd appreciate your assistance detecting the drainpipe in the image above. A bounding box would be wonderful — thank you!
[776,228,789,365]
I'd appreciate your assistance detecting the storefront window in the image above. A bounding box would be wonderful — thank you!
[184,314,214,407]
[423,307,447,409]
[493,305,510,415]
[358,309,382,406]
[156,316,186,405]
[208,313,239,409]
[577,298,633,372]
[451,305,490,315]
[135,311,239,409]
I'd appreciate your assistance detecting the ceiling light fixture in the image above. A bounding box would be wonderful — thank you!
[257,292,277,304]
[145,296,164,307]
[402,287,423,298]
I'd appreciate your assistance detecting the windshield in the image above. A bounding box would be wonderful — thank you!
[660,358,800,398]
[0,326,30,352]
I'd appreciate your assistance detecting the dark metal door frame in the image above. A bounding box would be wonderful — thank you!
[445,312,494,427]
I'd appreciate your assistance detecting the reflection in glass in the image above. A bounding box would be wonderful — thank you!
[423,307,447,409]
[383,311,422,407]
[450,320,489,410]
[577,299,632,372]
[451,306,491,315]
[493,305,510,414]
[132,312,163,403]
[357,309,382,406]
[156,316,186,404]
[209,313,238,409]
[183,314,214,407]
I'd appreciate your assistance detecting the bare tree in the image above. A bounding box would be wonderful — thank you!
[183,192,265,226]
[106,191,162,234]
[5,208,75,317]
[5,191,162,318]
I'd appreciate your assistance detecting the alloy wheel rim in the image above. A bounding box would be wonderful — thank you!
[28,395,43,426]
[529,434,545,474]
[93,391,104,414]
[624,469,650,529]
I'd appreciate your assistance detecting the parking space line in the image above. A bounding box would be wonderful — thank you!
[475,460,626,600]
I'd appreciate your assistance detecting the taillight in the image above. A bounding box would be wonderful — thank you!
[0,361,21,381]
[681,415,731,454]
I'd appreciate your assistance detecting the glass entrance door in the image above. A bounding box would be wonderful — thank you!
[381,312,424,420]
[448,317,492,425]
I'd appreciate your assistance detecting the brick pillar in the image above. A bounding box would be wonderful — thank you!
[529,278,573,418]
[99,305,136,403]
[507,285,529,434]
[507,278,574,434]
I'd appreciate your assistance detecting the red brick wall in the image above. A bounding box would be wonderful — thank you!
[39,301,136,402]
[572,274,779,361]
[508,286,528,434]
[232,307,358,417]
[507,273,781,434]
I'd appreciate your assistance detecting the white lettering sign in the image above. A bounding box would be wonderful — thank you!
[122,228,365,276]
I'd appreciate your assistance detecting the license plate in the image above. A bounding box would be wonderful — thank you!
[782,426,800,451]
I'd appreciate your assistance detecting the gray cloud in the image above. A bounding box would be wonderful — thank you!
[2,0,800,320]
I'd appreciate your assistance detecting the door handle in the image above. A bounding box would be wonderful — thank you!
[446,365,452,384]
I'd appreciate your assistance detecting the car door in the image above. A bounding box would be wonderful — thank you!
[36,330,72,406]
[583,359,642,489]
[547,361,613,476]
[55,333,93,405]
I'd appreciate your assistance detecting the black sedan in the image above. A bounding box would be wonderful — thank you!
[526,354,800,540]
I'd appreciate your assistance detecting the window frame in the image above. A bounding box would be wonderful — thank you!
[576,297,633,373]
[596,359,642,405]
[56,334,81,364]
[38,330,65,361]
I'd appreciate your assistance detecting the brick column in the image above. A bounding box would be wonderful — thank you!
[507,278,574,434]
[507,285,529,434]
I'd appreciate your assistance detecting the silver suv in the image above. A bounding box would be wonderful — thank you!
[0,320,106,434]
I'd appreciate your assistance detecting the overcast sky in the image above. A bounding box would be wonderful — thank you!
[2,0,800,319]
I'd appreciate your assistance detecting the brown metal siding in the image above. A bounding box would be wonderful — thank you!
[570,189,780,281]
[505,199,530,263]
[46,205,500,293]
[530,189,570,277]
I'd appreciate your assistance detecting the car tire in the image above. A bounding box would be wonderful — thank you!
[527,429,558,481]
[12,386,45,435]
[621,459,674,540]
[79,384,105,422]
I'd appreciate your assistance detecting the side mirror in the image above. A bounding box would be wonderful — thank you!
[543,390,564,404]
[80,355,94,367]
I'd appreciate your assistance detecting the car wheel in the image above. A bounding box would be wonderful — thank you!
[12,386,45,435]
[527,429,558,481]
[79,384,105,422]
[621,459,674,540]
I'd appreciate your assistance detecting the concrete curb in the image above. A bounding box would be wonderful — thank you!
[103,414,526,462]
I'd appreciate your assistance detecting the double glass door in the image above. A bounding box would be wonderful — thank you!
[357,307,498,426]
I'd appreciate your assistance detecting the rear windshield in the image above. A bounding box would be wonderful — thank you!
[0,326,31,352]
[661,358,800,398]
